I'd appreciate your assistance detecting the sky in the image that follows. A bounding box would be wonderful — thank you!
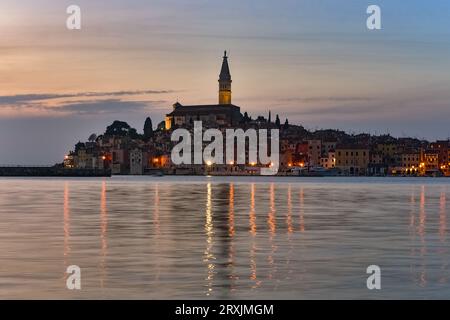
[0,0,449,164]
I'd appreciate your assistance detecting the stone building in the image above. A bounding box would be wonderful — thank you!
[165,51,242,130]
[335,145,370,175]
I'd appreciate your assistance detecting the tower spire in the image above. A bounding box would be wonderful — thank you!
[219,51,232,104]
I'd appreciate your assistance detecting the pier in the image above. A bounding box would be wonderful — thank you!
[0,166,111,177]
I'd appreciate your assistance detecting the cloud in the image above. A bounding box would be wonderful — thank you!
[6,99,168,116]
[0,90,174,118]
[277,96,375,104]
[0,90,174,105]
[46,99,161,115]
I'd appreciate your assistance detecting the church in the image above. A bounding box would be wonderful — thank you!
[165,51,243,130]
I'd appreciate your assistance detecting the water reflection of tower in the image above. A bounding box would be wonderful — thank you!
[204,183,236,298]
[204,183,215,296]
[217,183,236,298]
[228,184,237,292]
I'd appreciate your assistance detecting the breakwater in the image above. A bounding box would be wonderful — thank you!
[0,166,111,177]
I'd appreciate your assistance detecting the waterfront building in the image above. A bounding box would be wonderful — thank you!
[367,151,387,176]
[321,141,337,156]
[165,52,242,130]
[130,148,144,175]
[446,149,450,176]
[375,143,400,167]
[280,149,294,168]
[67,142,105,170]
[335,145,370,175]
[63,153,75,169]
[307,140,322,167]
[320,151,336,169]
[292,142,309,167]
[430,140,449,167]
[369,151,383,165]
[401,150,420,175]
[111,148,128,174]
[421,149,440,174]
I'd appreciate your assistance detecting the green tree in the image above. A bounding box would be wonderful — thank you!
[275,114,281,128]
[243,112,250,123]
[105,120,140,139]
[105,121,130,136]
[143,117,153,140]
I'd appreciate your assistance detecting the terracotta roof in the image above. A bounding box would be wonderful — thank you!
[167,103,240,116]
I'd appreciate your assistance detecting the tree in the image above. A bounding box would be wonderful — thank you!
[88,133,97,142]
[143,117,153,140]
[275,114,281,128]
[105,121,130,136]
[268,110,272,123]
[243,112,250,123]
[284,118,289,130]
[105,120,140,139]
[128,128,140,139]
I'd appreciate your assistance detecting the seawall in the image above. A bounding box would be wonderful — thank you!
[0,166,111,177]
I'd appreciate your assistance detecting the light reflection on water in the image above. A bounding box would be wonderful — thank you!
[0,176,449,299]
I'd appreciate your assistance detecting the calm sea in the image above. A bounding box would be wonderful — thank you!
[0,176,449,299]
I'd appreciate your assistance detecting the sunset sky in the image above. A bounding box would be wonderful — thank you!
[1,0,449,164]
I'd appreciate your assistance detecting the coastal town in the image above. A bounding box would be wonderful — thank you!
[63,53,450,177]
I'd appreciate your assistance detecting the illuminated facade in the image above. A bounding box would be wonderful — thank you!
[218,51,232,105]
[401,151,420,175]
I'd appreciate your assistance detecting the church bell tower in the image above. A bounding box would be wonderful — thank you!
[218,51,232,105]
